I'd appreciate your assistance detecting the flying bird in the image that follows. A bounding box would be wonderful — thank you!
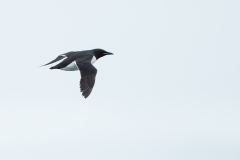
[42,48,113,98]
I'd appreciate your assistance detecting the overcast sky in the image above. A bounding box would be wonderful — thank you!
[0,0,239,160]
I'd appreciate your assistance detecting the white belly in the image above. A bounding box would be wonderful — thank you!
[61,61,78,71]
[60,56,96,71]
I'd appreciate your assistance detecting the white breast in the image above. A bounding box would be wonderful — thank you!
[60,56,96,71]
[61,61,79,71]
[91,56,97,64]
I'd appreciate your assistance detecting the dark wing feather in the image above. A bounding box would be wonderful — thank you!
[41,51,76,67]
[62,51,77,57]
[41,55,65,66]
[76,58,97,98]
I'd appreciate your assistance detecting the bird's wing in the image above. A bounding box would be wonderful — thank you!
[61,51,77,57]
[41,52,76,67]
[76,58,97,98]
[41,55,66,66]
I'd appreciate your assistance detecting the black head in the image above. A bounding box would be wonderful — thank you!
[93,48,113,59]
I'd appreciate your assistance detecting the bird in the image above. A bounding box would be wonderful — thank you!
[42,48,113,98]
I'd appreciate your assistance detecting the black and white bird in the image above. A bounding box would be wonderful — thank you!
[42,49,113,98]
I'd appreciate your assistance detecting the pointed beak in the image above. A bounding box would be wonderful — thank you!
[106,52,113,55]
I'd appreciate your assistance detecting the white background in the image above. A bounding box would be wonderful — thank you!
[0,0,239,159]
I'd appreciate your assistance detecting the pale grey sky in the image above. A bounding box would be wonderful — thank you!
[0,0,239,160]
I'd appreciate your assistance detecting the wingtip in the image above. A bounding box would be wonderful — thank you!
[39,64,46,68]
[81,91,90,99]
[82,93,89,99]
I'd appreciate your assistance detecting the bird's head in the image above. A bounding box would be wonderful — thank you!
[93,48,113,59]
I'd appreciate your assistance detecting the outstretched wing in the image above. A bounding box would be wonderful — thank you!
[76,58,97,98]
[41,51,76,66]
[41,55,66,66]
[62,51,76,57]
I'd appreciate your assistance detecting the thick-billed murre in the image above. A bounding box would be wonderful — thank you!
[42,49,113,98]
